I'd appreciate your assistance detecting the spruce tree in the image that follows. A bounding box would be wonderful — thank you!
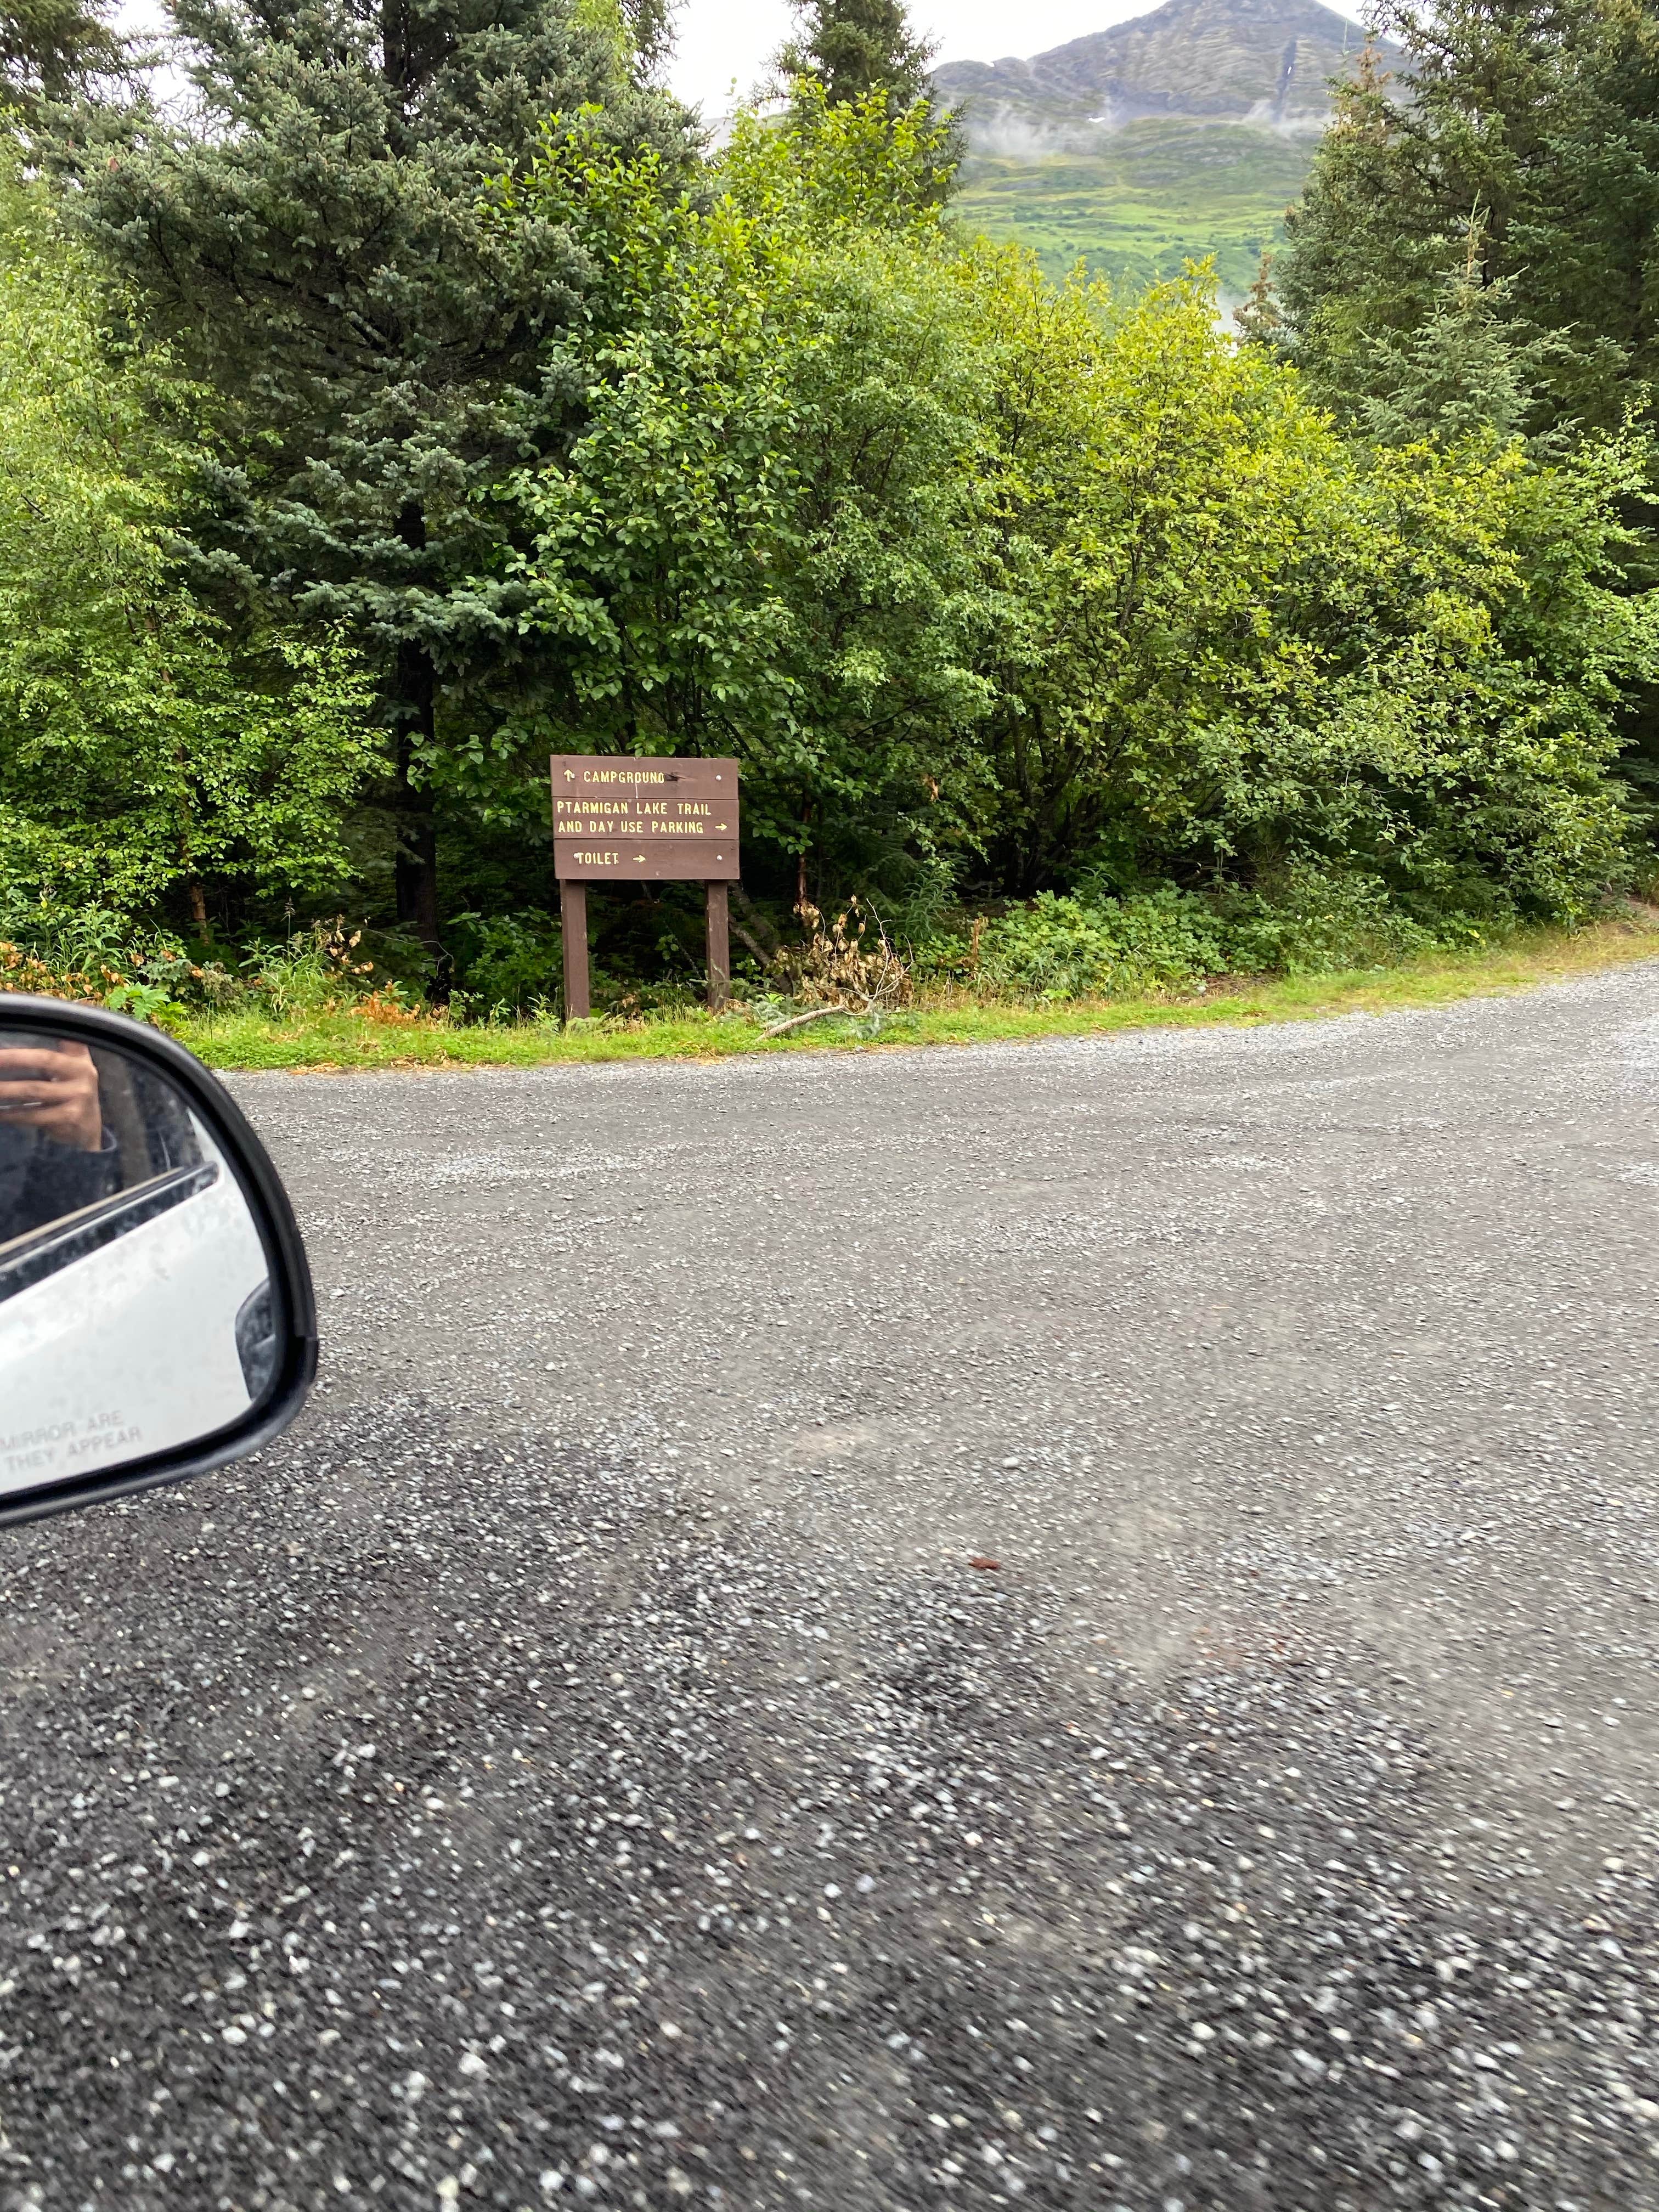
[778,0,933,110]
[775,0,960,179]
[2,0,123,114]
[775,0,962,204]
[1355,256,1568,445]
[66,0,691,963]
[1269,0,1659,437]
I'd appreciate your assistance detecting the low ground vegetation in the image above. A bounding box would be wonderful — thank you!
[13,901,1657,1071]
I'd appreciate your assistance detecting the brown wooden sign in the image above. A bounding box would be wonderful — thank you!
[550,755,740,1021]
[551,755,740,882]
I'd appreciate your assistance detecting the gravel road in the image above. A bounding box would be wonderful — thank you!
[3,967,1659,2212]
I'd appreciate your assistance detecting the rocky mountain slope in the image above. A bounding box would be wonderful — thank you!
[938,0,1395,297]
[937,0,1386,152]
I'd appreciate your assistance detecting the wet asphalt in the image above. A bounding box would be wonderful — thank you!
[2,964,1658,2210]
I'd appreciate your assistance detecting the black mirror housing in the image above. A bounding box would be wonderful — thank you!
[0,994,317,1526]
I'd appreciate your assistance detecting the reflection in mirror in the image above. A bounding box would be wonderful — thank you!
[0,1028,278,1500]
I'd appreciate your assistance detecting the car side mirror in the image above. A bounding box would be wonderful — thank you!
[0,994,317,1525]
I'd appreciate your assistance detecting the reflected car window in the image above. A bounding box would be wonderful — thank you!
[0,1032,202,1252]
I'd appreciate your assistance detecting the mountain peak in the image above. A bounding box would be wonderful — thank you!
[936,0,1389,149]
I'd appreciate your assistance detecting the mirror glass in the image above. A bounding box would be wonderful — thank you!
[0,1025,279,1499]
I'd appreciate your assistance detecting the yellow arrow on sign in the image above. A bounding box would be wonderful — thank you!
[564,770,575,781]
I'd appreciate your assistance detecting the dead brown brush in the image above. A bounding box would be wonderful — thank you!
[1,941,118,1003]
[762,900,913,1037]
[356,984,428,1026]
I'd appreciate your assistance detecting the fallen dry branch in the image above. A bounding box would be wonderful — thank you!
[758,1003,853,1040]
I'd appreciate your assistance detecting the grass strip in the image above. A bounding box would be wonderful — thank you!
[172,917,1659,1074]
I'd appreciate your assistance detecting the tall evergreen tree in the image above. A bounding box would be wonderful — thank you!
[778,0,960,201]
[778,0,933,110]
[64,0,691,963]
[574,0,676,76]
[1,0,123,114]
[775,0,960,178]
[1269,0,1659,437]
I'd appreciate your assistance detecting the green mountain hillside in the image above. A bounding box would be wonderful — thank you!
[956,121,1315,295]
[936,0,1390,297]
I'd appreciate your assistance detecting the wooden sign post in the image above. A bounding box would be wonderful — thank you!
[550,755,740,1020]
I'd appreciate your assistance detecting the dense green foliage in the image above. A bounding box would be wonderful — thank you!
[981,265,1653,915]
[488,87,1655,939]
[1261,0,1659,847]
[1270,3,1659,438]
[1,0,1655,1014]
[1,0,122,114]
[495,91,983,900]
[0,174,378,949]
[64,0,692,960]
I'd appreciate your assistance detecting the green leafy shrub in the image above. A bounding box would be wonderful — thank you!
[969,253,1654,921]
[979,886,1230,1000]
[972,871,1492,999]
[0,904,233,1011]
[501,97,997,893]
[1221,868,1449,975]
[238,919,376,1018]
[100,979,185,1023]
[447,910,563,1020]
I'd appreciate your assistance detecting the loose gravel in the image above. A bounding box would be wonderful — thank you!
[2,965,1658,2209]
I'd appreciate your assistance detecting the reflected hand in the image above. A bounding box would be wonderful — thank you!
[0,1041,104,1152]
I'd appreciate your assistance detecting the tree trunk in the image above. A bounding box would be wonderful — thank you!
[731,879,781,958]
[392,635,442,956]
[390,499,445,995]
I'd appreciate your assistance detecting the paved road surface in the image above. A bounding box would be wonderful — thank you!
[3,967,1659,2210]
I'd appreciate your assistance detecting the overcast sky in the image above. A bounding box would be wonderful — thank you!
[121,0,1366,127]
[664,0,1165,119]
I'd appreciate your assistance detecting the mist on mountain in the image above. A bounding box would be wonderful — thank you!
[937,0,1394,297]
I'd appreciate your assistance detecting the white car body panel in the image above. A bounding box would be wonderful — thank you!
[0,1122,267,1498]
